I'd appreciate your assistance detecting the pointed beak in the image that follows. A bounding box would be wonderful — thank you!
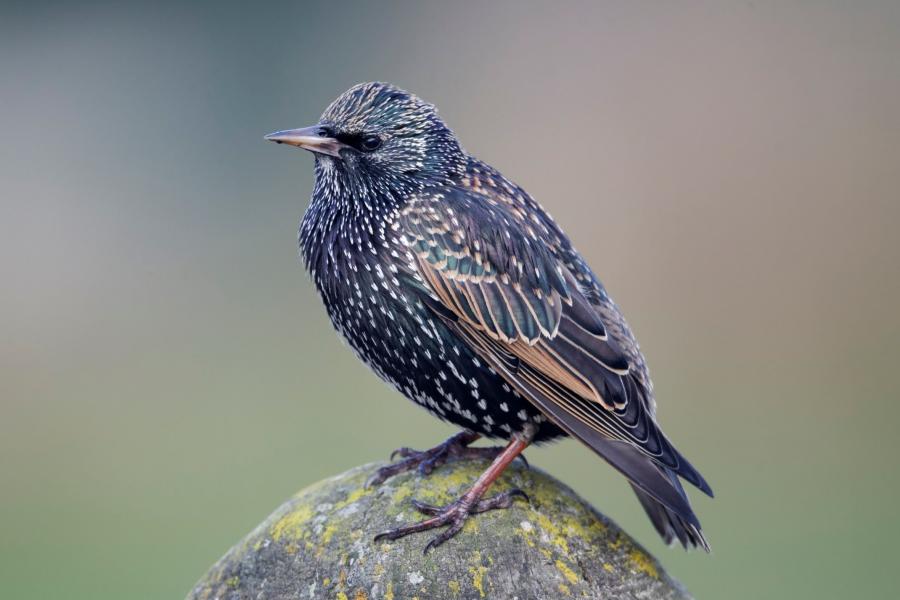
[264,125,347,158]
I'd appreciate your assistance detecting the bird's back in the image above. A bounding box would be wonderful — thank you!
[460,158,658,410]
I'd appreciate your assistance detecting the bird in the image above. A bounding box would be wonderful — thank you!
[265,82,713,553]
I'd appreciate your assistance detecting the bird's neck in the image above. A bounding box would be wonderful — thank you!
[299,158,453,278]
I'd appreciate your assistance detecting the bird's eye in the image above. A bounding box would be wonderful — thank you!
[360,135,382,152]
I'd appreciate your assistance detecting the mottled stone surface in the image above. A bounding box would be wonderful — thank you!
[187,460,692,600]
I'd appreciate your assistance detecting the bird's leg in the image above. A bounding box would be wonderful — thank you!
[374,429,533,553]
[367,430,525,487]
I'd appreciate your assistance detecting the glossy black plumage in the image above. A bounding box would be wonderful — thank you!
[274,82,712,550]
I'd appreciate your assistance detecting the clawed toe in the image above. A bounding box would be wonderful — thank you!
[410,489,528,517]
[372,432,533,552]
[366,431,483,487]
[376,488,529,552]
[374,502,470,553]
[410,499,442,515]
[389,447,417,461]
[423,519,467,553]
[470,488,529,513]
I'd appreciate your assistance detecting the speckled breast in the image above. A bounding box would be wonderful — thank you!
[308,229,562,442]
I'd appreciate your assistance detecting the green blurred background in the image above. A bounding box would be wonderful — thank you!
[2,1,899,598]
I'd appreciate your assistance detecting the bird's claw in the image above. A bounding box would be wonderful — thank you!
[366,444,452,487]
[368,431,520,487]
[412,488,529,515]
[389,447,417,461]
[374,488,529,552]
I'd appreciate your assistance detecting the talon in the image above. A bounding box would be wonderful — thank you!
[371,433,533,551]
[468,488,529,513]
[368,431,482,486]
[373,530,395,543]
[423,518,465,554]
[389,447,416,461]
[366,469,393,488]
[508,488,529,503]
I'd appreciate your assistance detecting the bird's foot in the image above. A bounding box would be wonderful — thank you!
[366,431,525,487]
[374,489,529,553]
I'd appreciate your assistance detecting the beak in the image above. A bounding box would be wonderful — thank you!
[264,125,347,158]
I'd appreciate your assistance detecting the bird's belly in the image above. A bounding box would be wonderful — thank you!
[318,278,561,441]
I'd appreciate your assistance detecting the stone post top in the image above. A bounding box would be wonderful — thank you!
[188,459,692,600]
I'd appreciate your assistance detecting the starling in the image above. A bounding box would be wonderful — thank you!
[266,82,713,552]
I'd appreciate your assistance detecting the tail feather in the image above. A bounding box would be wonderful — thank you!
[441,318,712,550]
[505,375,712,549]
[632,481,710,552]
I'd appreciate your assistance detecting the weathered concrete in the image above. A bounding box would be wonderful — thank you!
[187,459,692,600]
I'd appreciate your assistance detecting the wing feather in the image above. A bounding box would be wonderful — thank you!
[398,188,712,499]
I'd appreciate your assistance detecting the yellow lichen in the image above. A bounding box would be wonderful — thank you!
[270,504,314,542]
[321,522,340,545]
[224,576,239,589]
[221,462,666,600]
[391,484,414,504]
[518,520,537,547]
[469,553,488,599]
[413,463,477,504]
[328,486,371,513]
[627,548,659,579]
[532,510,571,554]
[555,559,579,584]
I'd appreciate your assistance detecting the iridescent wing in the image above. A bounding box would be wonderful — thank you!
[399,186,712,502]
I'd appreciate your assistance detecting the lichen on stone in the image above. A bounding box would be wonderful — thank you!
[187,459,691,600]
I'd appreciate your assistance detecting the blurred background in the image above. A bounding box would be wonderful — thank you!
[2,1,899,598]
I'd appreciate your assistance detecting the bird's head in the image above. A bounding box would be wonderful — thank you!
[266,82,466,193]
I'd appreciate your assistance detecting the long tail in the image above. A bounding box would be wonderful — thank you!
[632,472,710,551]
[440,317,712,550]
[580,434,711,551]
[530,396,712,550]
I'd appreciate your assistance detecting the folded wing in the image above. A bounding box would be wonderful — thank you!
[399,187,712,548]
